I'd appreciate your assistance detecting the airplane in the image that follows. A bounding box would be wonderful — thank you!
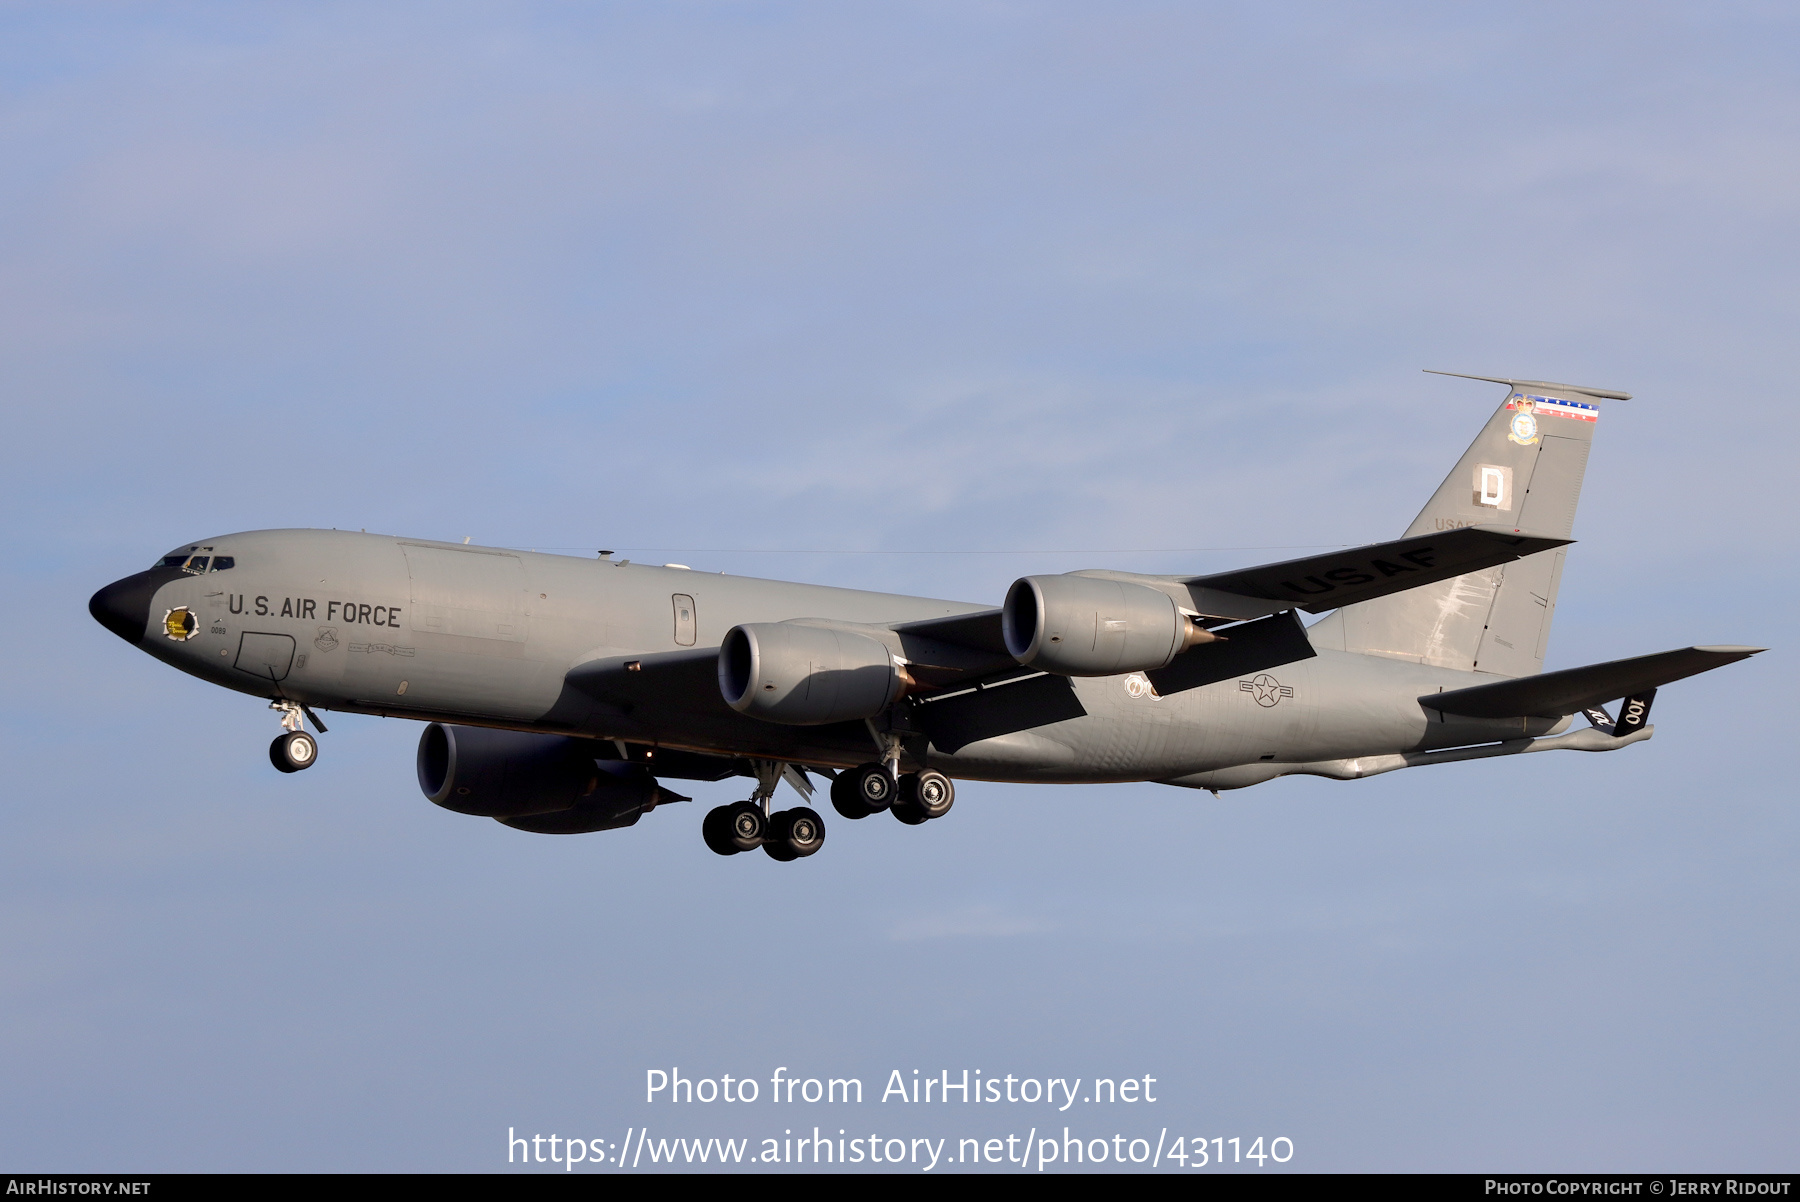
[89,372,1762,862]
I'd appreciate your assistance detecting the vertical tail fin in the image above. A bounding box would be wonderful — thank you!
[1308,373,1627,677]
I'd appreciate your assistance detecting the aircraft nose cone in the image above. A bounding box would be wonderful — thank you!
[89,569,172,644]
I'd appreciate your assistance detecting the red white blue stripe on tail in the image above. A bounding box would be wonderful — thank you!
[1508,393,1600,422]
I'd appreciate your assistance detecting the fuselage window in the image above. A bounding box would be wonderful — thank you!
[184,556,210,573]
[211,556,235,571]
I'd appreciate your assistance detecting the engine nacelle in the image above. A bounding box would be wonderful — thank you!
[1002,574,1211,676]
[719,622,906,725]
[416,723,659,833]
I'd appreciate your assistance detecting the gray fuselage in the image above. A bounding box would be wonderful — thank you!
[97,528,1559,784]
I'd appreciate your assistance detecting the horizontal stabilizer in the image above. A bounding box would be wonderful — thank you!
[1423,645,1765,719]
[1184,525,1571,617]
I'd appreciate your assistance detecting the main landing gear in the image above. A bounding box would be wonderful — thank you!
[829,764,954,825]
[268,699,323,773]
[702,760,826,862]
[702,759,956,862]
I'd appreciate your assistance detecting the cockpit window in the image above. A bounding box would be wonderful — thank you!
[156,549,232,571]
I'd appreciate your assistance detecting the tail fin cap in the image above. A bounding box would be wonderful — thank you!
[1424,369,1631,401]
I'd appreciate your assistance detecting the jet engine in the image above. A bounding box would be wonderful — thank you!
[416,723,677,834]
[1002,574,1215,676]
[718,622,908,725]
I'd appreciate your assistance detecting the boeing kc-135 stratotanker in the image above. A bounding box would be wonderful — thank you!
[90,374,1763,862]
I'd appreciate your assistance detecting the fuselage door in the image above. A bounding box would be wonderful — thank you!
[234,631,296,683]
[672,594,697,647]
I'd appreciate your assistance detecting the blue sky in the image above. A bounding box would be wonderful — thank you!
[1,2,1794,1171]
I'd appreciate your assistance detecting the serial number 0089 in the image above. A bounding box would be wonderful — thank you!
[1170,1136,1293,1167]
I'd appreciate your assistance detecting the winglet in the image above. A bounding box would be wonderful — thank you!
[1424,369,1632,401]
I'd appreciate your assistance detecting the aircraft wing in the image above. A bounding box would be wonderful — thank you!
[890,526,1573,666]
[891,608,1009,656]
[888,610,1014,683]
[1180,525,1572,617]
[563,647,744,735]
[1422,645,1765,719]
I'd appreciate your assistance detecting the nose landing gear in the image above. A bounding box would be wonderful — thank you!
[268,699,323,773]
[271,730,317,772]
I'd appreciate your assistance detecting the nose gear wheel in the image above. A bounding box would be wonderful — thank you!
[267,700,321,772]
[270,730,317,773]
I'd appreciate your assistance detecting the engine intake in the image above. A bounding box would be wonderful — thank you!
[1002,574,1213,676]
[416,723,669,833]
[719,622,907,725]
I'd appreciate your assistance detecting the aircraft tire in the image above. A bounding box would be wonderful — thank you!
[850,763,895,812]
[786,806,825,857]
[270,731,317,773]
[701,805,741,856]
[890,793,929,826]
[829,774,875,820]
[906,770,954,819]
[725,801,766,852]
[764,809,797,860]
[764,807,825,860]
[828,773,865,819]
